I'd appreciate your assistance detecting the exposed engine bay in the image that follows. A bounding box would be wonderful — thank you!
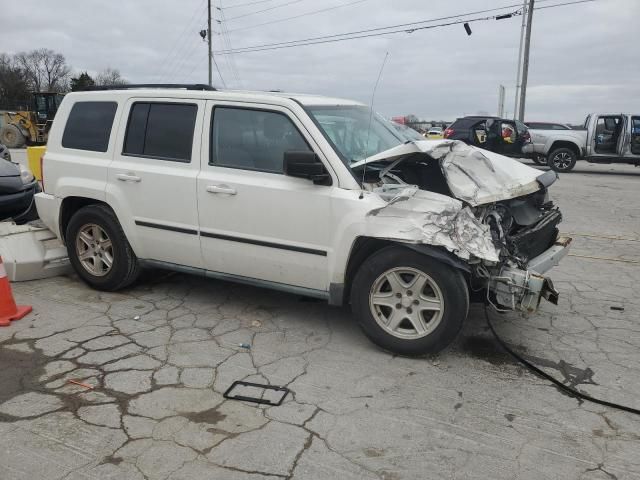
[356,141,571,313]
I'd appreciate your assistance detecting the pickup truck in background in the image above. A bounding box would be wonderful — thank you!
[524,113,640,172]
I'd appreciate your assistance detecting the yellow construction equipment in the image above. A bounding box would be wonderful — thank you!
[1,92,64,148]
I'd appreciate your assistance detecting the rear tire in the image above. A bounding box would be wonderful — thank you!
[0,125,26,149]
[351,246,469,356]
[531,154,546,166]
[547,147,577,172]
[66,204,140,291]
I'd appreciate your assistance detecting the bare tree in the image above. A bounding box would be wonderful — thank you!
[0,54,30,107]
[95,68,128,86]
[14,49,70,92]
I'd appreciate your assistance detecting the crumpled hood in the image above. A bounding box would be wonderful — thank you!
[352,139,552,206]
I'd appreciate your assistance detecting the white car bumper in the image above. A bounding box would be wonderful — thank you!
[34,192,62,239]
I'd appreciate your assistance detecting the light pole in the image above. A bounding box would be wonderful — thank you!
[513,0,528,120]
[518,0,535,122]
[207,0,213,87]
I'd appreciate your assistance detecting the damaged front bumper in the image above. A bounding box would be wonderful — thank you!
[489,236,572,313]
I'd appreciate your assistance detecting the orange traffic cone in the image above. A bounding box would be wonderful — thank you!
[0,256,32,326]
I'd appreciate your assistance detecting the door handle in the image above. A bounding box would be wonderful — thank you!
[116,173,141,183]
[206,185,237,195]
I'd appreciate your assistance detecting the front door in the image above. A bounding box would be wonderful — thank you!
[107,98,205,268]
[197,101,334,292]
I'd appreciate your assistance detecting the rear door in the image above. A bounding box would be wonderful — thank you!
[589,115,624,157]
[624,116,640,159]
[197,101,334,292]
[107,97,205,267]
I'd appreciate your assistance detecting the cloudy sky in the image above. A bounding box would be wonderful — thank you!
[2,0,637,123]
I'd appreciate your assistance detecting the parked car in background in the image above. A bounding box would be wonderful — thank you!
[0,143,11,162]
[523,113,640,172]
[0,144,39,224]
[444,116,531,157]
[426,127,444,139]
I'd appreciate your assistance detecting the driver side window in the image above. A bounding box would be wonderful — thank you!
[210,107,311,174]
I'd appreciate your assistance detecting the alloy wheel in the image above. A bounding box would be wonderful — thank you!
[369,267,445,339]
[75,223,114,276]
[552,152,573,170]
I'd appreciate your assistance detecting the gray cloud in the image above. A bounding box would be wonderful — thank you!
[1,0,637,123]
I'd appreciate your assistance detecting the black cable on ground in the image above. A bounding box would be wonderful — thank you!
[483,304,640,416]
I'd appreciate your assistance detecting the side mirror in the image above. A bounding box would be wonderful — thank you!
[283,151,330,185]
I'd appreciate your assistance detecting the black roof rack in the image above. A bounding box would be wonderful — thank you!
[80,84,216,91]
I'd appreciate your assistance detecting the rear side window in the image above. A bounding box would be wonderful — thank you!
[123,102,197,162]
[62,101,118,152]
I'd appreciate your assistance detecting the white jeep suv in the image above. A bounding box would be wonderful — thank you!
[35,85,571,355]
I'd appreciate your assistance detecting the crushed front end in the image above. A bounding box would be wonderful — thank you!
[475,186,572,312]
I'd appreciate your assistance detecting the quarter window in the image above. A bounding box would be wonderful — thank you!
[62,101,118,152]
[123,102,197,162]
[211,107,311,173]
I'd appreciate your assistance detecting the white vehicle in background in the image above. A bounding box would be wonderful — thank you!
[36,84,570,355]
[426,127,444,139]
[524,114,640,172]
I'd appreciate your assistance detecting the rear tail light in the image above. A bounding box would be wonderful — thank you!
[443,128,454,138]
[39,155,45,192]
[523,130,531,143]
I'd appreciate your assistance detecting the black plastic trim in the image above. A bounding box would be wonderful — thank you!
[200,231,327,256]
[536,170,558,188]
[135,220,198,235]
[82,83,216,91]
[403,243,471,273]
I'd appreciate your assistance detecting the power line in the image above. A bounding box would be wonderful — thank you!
[218,3,242,86]
[214,0,599,55]
[535,0,596,9]
[220,0,275,9]
[226,0,370,33]
[156,0,207,79]
[215,3,528,54]
[224,0,307,21]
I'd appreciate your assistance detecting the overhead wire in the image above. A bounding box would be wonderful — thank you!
[156,0,207,80]
[215,3,531,54]
[217,1,242,87]
[214,0,600,55]
[224,0,307,21]
[225,0,371,33]
[220,0,276,9]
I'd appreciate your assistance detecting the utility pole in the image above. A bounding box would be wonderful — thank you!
[497,85,505,117]
[513,0,528,120]
[518,0,535,122]
[207,0,213,87]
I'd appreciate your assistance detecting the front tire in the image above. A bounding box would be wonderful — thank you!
[351,246,469,356]
[66,204,140,291]
[547,147,577,172]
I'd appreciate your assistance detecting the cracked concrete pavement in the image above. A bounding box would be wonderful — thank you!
[1,158,640,479]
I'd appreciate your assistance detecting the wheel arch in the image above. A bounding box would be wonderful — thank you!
[331,236,470,306]
[59,196,111,244]
[548,140,581,159]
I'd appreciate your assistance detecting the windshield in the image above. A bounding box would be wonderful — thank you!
[391,122,425,142]
[306,105,405,165]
